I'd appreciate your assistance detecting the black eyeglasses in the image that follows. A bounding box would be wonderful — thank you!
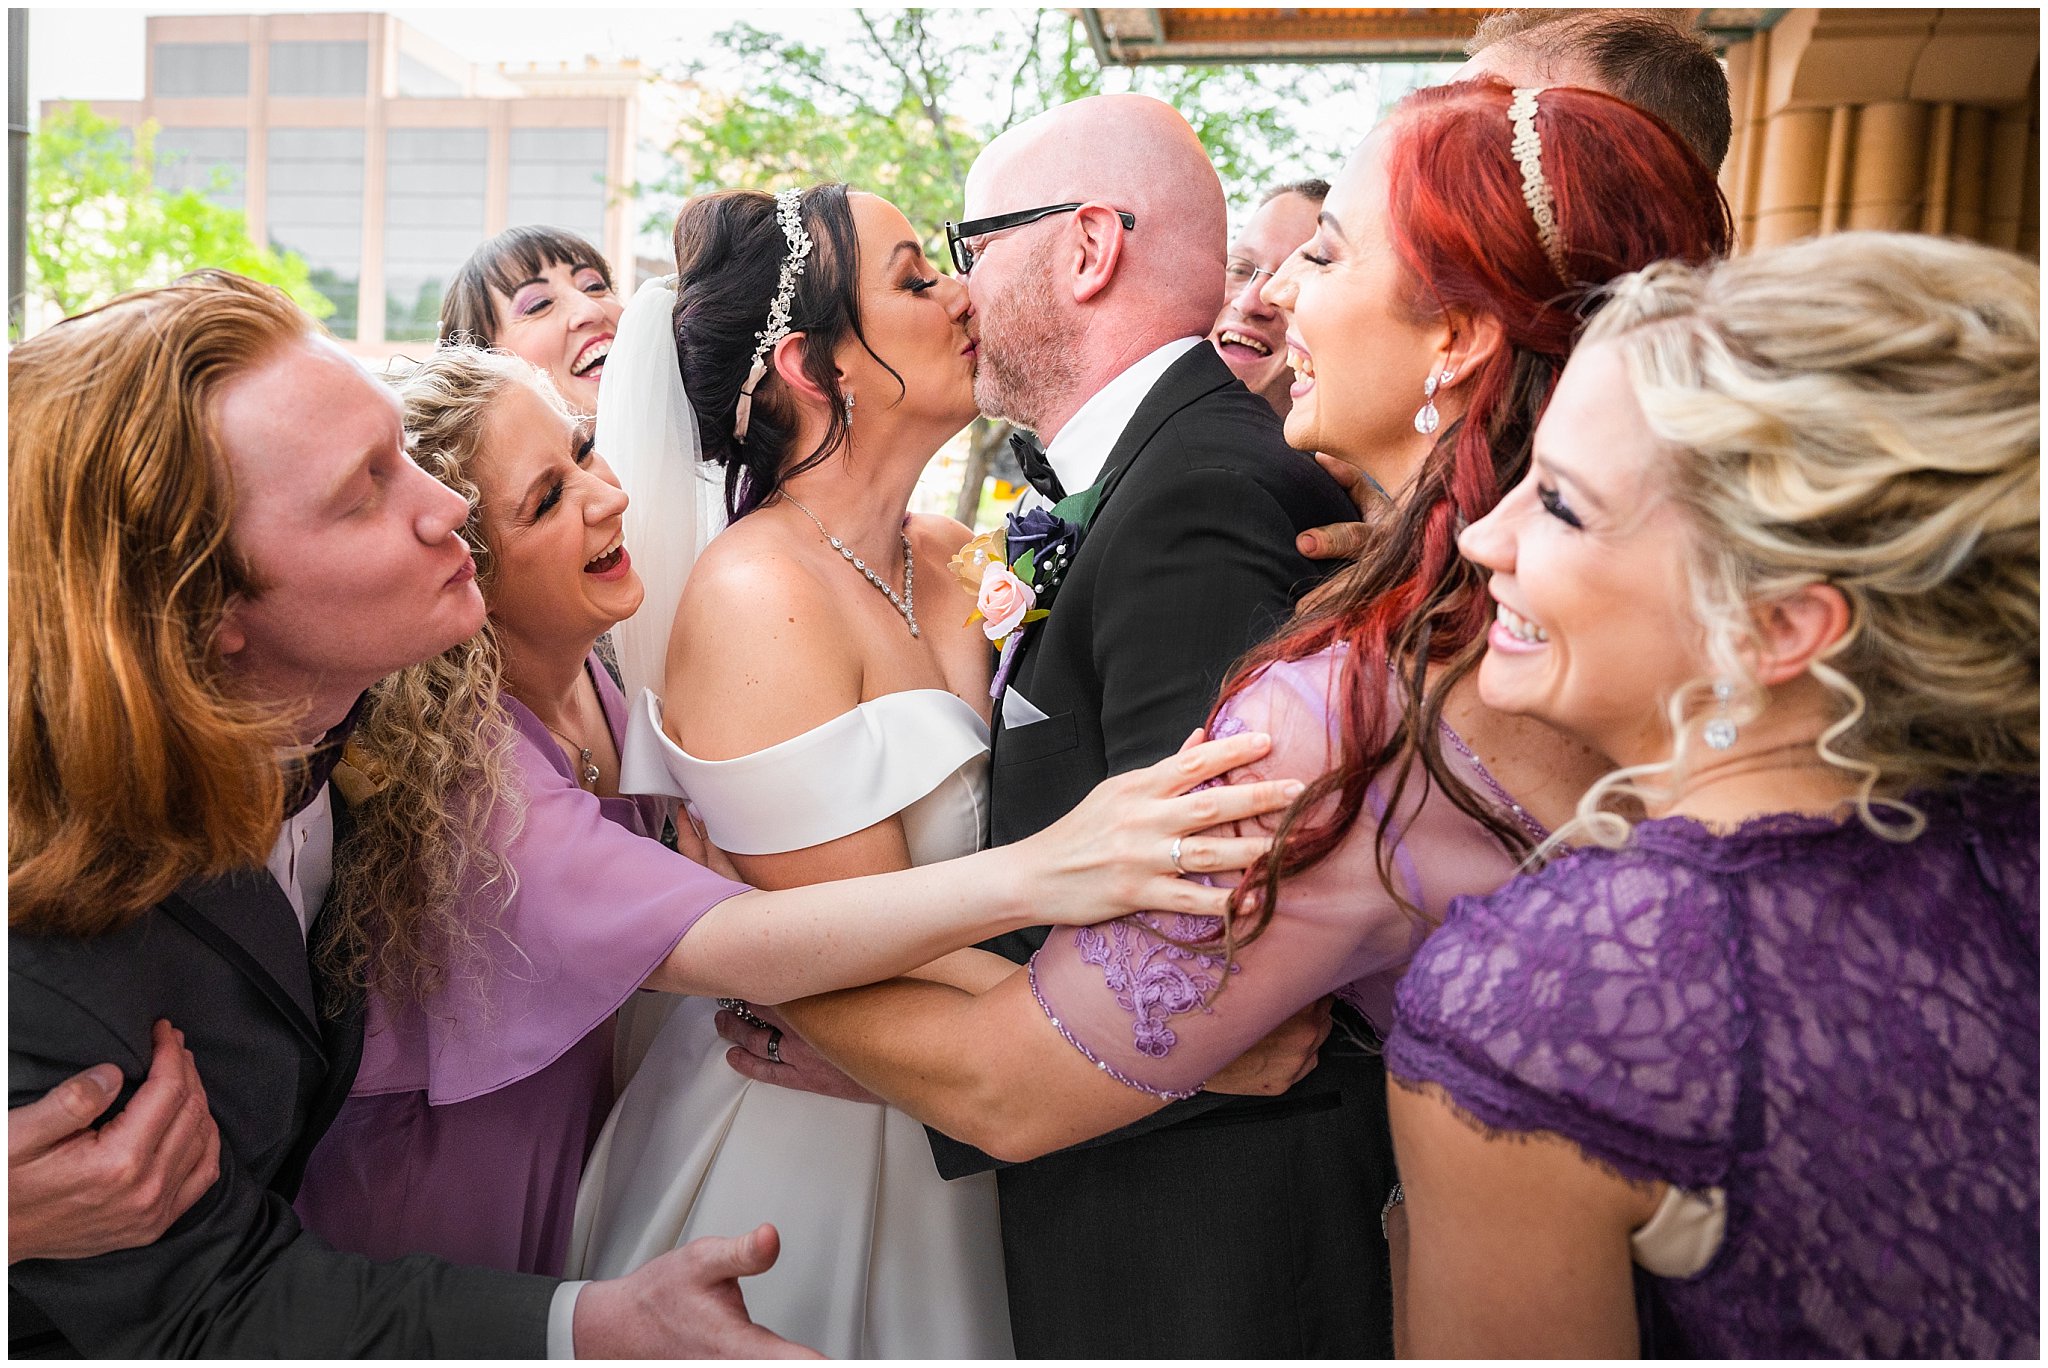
[944,203,1137,276]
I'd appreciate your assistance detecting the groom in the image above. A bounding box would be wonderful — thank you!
[766,94,1394,1356]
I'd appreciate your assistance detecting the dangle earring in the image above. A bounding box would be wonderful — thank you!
[843,392,855,425]
[1703,680,1738,751]
[1414,369,1454,436]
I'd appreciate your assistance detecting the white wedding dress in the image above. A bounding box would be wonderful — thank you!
[565,688,1014,1359]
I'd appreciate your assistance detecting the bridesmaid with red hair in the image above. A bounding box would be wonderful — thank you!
[751,73,1730,1232]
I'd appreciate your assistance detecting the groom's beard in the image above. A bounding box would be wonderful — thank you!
[972,239,1080,435]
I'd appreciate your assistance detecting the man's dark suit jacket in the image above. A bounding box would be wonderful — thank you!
[9,859,555,1356]
[937,343,1399,1356]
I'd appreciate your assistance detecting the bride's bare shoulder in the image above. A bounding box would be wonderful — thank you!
[906,512,975,561]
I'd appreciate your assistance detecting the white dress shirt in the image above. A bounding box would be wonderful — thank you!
[1032,336,1204,506]
[264,783,334,939]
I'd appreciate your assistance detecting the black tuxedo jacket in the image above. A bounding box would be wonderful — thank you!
[9,852,554,1356]
[938,344,1398,1356]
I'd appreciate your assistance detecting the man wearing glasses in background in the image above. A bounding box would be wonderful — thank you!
[749,93,1390,1358]
[1210,178,1328,422]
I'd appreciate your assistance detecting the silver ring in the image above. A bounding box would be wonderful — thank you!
[765,1028,784,1065]
[1169,836,1186,874]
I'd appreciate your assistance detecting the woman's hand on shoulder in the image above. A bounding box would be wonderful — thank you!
[1017,727,1306,926]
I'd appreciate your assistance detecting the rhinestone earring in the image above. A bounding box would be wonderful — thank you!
[1703,680,1738,751]
[1414,369,1454,436]
[843,392,855,424]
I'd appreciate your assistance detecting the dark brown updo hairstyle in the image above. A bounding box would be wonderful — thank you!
[671,184,905,519]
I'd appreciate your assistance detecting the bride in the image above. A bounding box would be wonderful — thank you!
[567,183,1011,1355]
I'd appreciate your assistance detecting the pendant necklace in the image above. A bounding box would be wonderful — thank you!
[540,720,602,789]
[782,494,919,638]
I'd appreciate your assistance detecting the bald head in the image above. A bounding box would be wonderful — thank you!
[963,95,1228,435]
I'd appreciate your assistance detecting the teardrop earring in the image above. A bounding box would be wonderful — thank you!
[1413,370,1454,436]
[1703,679,1738,751]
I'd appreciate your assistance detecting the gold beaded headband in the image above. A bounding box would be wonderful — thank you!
[1508,87,1571,282]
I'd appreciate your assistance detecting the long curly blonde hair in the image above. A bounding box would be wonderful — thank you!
[1566,232,2038,848]
[318,348,563,1009]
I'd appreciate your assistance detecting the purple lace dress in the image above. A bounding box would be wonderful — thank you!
[1386,779,2040,1358]
[1028,647,1535,1099]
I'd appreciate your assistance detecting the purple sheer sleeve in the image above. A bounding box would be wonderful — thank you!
[353,721,750,1106]
[1028,652,1436,1098]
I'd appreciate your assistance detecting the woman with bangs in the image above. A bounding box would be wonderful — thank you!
[720,77,1729,1342]
[439,225,624,416]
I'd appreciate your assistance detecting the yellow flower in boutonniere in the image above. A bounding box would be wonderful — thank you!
[948,527,1008,597]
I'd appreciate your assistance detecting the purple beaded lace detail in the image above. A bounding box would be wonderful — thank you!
[1026,957,1204,1101]
[1071,913,1238,1060]
[1387,780,2040,1358]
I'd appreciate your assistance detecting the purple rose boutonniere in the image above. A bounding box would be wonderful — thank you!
[947,485,1102,699]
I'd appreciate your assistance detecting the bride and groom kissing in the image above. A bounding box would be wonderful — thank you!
[578,93,1389,1357]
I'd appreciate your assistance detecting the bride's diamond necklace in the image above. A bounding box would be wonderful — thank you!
[782,494,919,639]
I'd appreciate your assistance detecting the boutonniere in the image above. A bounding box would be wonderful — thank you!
[948,486,1102,700]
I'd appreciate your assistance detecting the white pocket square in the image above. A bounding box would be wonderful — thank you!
[1001,687,1051,729]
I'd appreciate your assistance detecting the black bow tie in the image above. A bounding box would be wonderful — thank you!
[1009,429,1066,503]
[282,693,368,815]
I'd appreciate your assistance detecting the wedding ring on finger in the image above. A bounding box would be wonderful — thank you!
[1170,836,1187,875]
[765,1027,785,1065]
[718,998,771,1032]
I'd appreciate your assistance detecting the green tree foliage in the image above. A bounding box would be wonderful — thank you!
[28,103,334,322]
[650,9,1359,252]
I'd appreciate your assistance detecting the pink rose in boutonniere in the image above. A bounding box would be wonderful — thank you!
[970,562,1047,643]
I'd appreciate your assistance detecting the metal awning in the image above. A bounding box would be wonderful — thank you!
[1077,8,1790,66]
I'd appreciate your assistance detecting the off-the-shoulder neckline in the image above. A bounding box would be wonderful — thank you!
[660,687,989,767]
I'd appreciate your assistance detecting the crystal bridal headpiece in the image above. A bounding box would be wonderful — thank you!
[732,187,815,443]
[1508,88,1572,282]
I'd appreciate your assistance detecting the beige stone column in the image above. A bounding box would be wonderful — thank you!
[1752,106,1831,246]
[1985,104,2031,250]
[1945,105,1991,243]
[1846,100,1930,231]
[1920,103,1955,235]
[1817,104,1854,234]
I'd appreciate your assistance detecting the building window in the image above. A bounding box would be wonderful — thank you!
[269,127,366,339]
[383,126,488,342]
[396,51,463,98]
[508,127,610,243]
[268,40,369,97]
[154,42,250,98]
[155,127,247,210]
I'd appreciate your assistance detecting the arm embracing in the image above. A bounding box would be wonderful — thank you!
[8,977,552,1358]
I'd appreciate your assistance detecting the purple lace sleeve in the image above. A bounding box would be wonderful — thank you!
[1385,844,1739,1191]
[1387,785,2040,1358]
[1028,650,1442,1097]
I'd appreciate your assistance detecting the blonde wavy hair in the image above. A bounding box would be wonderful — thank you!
[1566,231,2038,848]
[11,272,313,934]
[319,347,566,1009]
